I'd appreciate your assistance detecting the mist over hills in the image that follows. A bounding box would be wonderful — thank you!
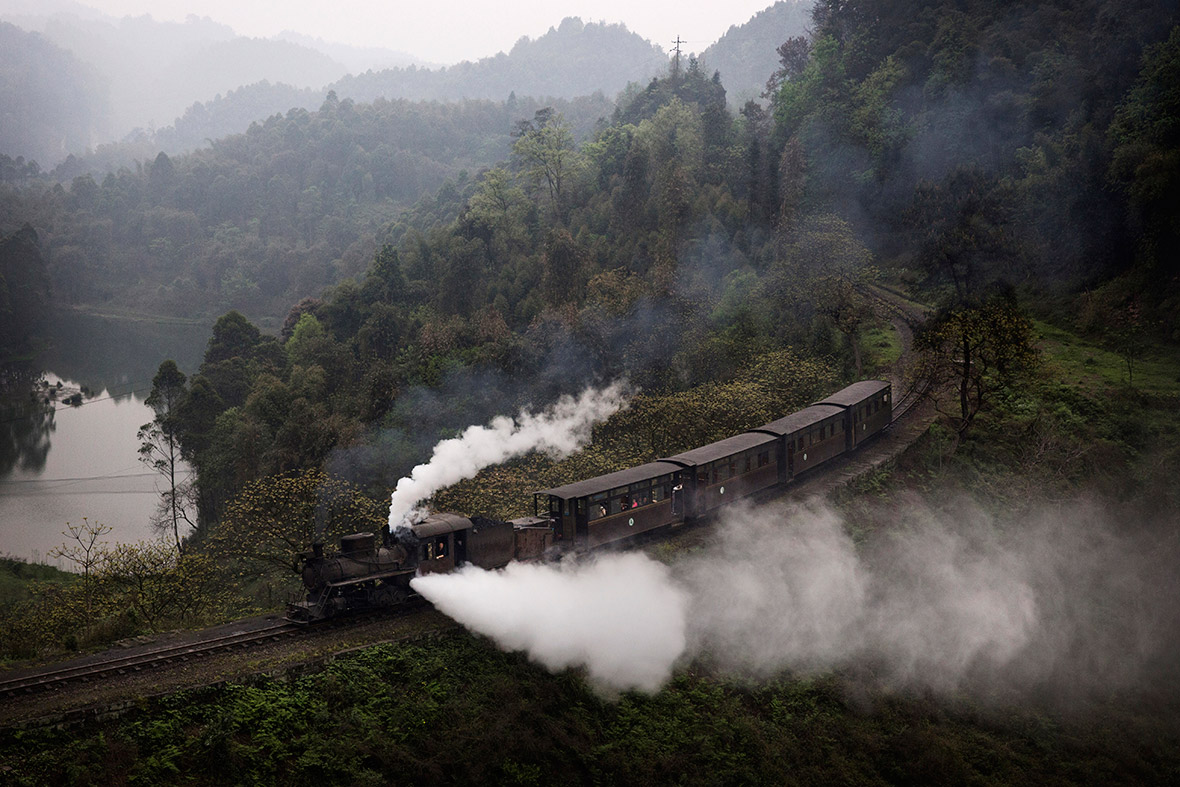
[0,3,815,170]
[698,0,812,104]
[330,18,668,105]
[2,7,352,144]
[0,21,105,167]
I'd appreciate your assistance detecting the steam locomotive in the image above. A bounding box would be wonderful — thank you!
[287,380,892,622]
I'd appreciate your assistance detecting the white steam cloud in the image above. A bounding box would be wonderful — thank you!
[411,553,688,693]
[387,382,628,529]
[412,497,1174,699]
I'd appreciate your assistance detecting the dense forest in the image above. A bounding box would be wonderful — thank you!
[0,91,613,320]
[4,0,1177,529]
[698,0,813,103]
[3,0,1180,780]
[0,9,668,168]
[97,0,1177,548]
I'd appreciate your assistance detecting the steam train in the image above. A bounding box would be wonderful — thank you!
[287,380,892,622]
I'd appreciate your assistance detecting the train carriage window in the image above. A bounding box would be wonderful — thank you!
[564,500,571,516]
[758,450,770,467]
[729,458,737,477]
[744,455,752,473]
[652,484,662,503]
[422,543,431,560]
[550,498,561,514]
[434,537,447,559]
[697,470,708,485]
[577,499,586,516]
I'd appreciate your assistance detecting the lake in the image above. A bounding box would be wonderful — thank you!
[0,310,212,565]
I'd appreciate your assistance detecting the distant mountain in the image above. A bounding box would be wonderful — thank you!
[698,1,812,105]
[275,31,430,74]
[0,22,105,165]
[120,17,667,161]
[34,13,348,139]
[0,7,351,150]
[331,17,668,104]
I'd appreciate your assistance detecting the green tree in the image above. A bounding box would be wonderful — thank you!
[48,518,112,634]
[138,361,195,552]
[1108,25,1180,278]
[204,311,262,365]
[99,542,232,632]
[208,469,386,579]
[915,296,1039,434]
[512,109,583,220]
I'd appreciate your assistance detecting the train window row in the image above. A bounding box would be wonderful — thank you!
[794,420,842,451]
[587,477,674,520]
[697,448,772,486]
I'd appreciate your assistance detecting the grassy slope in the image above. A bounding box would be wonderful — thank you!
[0,558,73,607]
[2,318,1179,785]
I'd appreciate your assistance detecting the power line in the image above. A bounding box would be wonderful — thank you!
[3,471,181,485]
[2,488,164,497]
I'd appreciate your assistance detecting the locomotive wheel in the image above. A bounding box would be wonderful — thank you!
[373,586,408,608]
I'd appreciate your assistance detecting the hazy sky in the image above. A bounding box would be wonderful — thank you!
[72,1,782,64]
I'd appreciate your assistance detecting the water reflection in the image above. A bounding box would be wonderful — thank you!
[0,363,54,477]
[0,310,211,563]
[42,310,208,394]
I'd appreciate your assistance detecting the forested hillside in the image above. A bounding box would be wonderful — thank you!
[0,22,105,166]
[122,0,1178,552]
[330,18,667,105]
[0,91,612,318]
[4,3,1180,781]
[0,8,351,146]
[698,0,813,103]
[69,15,651,174]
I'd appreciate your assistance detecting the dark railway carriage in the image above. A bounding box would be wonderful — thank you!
[294,377,898,622]
[410,512,517,575]
[816,381,892,448]
[661,432,779,516]
[535,461,685,549]
[750,404,847,480]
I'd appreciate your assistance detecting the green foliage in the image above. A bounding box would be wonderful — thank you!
[1,521,241,659]
[3,632,1178,785]
[915,296,1040,434]
[208,469,386,579]
[0,225,51,362]
[1109,25,1180,284]
[0,555,74,607]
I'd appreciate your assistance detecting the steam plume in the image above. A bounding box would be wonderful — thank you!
[387,382,628,529]
[411,497,1176,700]
[411,553,688,693]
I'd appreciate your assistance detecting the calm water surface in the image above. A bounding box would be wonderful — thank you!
[0,311,211,564]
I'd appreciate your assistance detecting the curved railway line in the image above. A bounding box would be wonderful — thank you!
[1,289,936,727]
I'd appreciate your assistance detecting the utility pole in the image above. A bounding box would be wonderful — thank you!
[672,35,684,78]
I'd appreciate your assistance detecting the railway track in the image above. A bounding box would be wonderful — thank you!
[0,621,302,699]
